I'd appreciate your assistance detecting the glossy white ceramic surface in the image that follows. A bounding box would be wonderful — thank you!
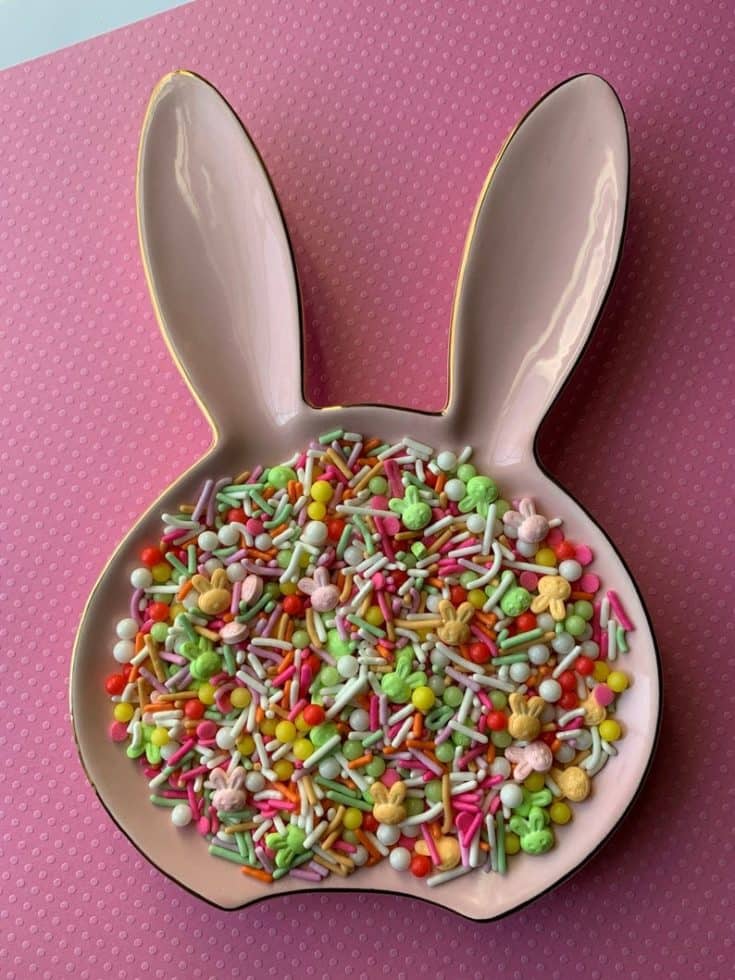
[71,70,661,918]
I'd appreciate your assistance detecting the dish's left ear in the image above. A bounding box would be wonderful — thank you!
[445,74,629,464]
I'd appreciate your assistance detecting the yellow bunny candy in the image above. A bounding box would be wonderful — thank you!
[580,692,606,726]
[437,600,475,646]
[370,780,407,825]
[191,568,232,616]
[550,766,591,802]
[507,692,546,740]
[414,833,461,871]
[530,574,571,621]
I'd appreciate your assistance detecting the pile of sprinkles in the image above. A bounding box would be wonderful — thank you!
[106,431,635,887]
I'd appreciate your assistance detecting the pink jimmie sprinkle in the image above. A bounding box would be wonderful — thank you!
[420,824,442,866]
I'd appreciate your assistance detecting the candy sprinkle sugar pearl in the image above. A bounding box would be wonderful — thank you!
[72,71,660,915]
[105,432,635,888]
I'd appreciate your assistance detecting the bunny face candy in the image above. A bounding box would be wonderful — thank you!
[71,71,661,916]
[101,431,642,889]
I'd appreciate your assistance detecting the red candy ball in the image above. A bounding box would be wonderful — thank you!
[575,656,594,676]
[467,642,491,665]
[184,699,206,720]
[410,854,432,878]
[486,710,508,731]
[559,692,579,710]
[105,673,126,696]
[554,541,576,561]
[450,586,468,605]
[227,507,246,524]
[362,814,378,833]
[140,546,163,567]
[327,518,346,541]
[515,612,537,633]
[282,595,304,617]
[558,671,577,692]
[302,703,326,727]
[121,663,133,679]
[148,602,170,622]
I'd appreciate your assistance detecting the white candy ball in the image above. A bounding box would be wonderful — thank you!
[582,640,600,659]
[429,675,445,696]
[218,524,241,546]
[466,513,486,535]
[302,521,328,547]
[573,729,593,751]
[226,563,247,583]
[400,823,419,838]
[552,632,576,655]
[490,758,511,778]
[528,643,550,666]
[558,559,582,582]
[500,783,524,809]
[255,533,273,551]
[517,540,538,557]
[349,709,370,732]
[215,727,236,751]
[352,845,369,867]
[130,567,153,589]
[318,758,341,779]
[430,649,450,670]
[377,824,401,846]
[245,771,265,792]
[436,450,458,472]
[539,679,562,703]
[389,847,412,871]
[171,803,193,827]
[115,618,138,641]
[337,656,359,679]
[343,546,364,566]
[198,531,220,552]
[509,662,531,683]
[160,741,180,761]
[204,558,224,576]
[580,625,593,642]
[113,640,135,663]
[444,478,466,502]
[183,590,200,610]
[537,613,555,631]
[554,744,576,764]
[425,594,441,613]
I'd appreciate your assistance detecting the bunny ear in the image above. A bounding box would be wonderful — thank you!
[388,782,406,805]
[508,815,528,836]
[297,576,316,596]
[137,71,307,448]
[518,499,535,518]
[190,574,210,594]
[508,693,527,715]
[227,767,246,790]
[527,696,546,718]
[370,783,388,804]
[210,569,229,590]
[456,602,475,625]
[209,768,227,790]
[438,600,456,622]
[503,746,522,764]
[446,75,628,462]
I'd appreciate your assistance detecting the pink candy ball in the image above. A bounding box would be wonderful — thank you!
[246,518,263,535]
[575,544,594,566]
[593,683,615,706]
[109,721,129,742]
[579,572,600,592]
[196,720,218,740]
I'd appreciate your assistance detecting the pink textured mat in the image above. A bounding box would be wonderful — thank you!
[0,0,732,976]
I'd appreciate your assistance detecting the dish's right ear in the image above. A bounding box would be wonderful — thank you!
[137,71,306,447]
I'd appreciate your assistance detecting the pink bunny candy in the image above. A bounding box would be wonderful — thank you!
[503,498,550,557]
[209,766,247,811]
[297,567,340,612]
[504,741,554,782]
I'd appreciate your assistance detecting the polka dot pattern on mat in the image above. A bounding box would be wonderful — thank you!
[0,0,733,977]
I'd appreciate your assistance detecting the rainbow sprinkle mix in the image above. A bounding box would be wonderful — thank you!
[105,431,634,886]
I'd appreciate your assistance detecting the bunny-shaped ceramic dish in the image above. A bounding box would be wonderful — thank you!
[71,70,661,918]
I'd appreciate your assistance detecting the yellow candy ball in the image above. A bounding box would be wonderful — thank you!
[275,720,297,743]
[535,548,557,567]
[274,759,294,780]
[411,685,436,713]
[593,661,610,682]
[523,772,546,793]
[280,581,298,596]
[236,735,255,756]
[150,727,170,747]
[310,480,334,504]
[365,605,384,627]
[113,702,134,723]
[229,687,251,709]
[504,832,521,855]
[151,562,171,583]
[467,589,486,609]
[293,737,314,760]
[599,719,622,742]
[307,501,327,521]
[169,603,185,620]
[343,807,363,830]
[607,671,629,693]
[260,718,278,737]
[550,801,572,825]
[295,713,311,732]
[198,683,216,705]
